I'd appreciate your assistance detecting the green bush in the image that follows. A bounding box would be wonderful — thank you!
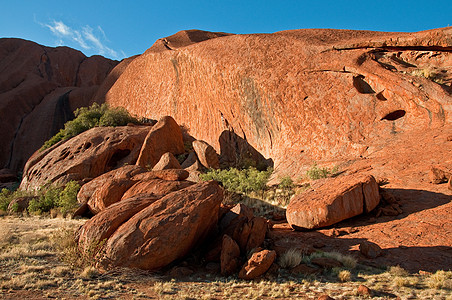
[57,181,81,215]
[0,188,13,211]
[41,103,141,150]
[306,163,338,180]
[278,176,294,190]
[28,181,80,216]
[200,167,272,194]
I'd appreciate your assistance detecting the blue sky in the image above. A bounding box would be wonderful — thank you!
[1,0,451,60]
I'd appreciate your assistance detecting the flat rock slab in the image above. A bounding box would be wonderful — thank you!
[286,174,379,229]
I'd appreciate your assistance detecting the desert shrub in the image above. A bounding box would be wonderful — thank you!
[0,188,34,213]
[28,181,80,215]
[28,186,62,215]
[56,181,81,215]
[426,270,452,289]
[200,167,272,194]
[306,163,338,180]
[278,176,294,190]
[41,103,141,150]
[52,228,106,270]
[0,188,13,212]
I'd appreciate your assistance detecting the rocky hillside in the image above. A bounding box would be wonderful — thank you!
[103,27,452,178]
[0,38,119,174]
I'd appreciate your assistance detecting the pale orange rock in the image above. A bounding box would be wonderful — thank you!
[238,249,276,280]
[136,116,184,169]
[286,174,380,229]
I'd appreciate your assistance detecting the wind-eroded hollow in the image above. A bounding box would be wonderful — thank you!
[381,110,406,121]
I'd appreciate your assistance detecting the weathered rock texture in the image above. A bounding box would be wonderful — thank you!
[286,174,380,229]
[103,28,452,177]
[19,126,150,190]
[102,181,223,270]
[136,116,185,168]
[0,38,118,173]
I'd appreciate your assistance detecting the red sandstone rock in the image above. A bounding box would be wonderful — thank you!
[192,140,220,169]
[152,152,181,171]
[286,174,380,229]
[136,116,184,169]
[429,165,452,184]
[0,38,117,173]
[77,165,145,205]
[102,181,223,270]
[311,257,343,268]
[104,28,452,180]
[290,263,320,275]
[220,234,241,276]
[357,285,372,296]
[238,249,276,280]
[131,169,190,182]
[359,241,383,258]
[77,194,159,252]
[121,178,193,200]
[19,126,149,190]
[246,216,268,253]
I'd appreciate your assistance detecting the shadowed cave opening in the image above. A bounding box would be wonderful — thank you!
[381,110,406,121]
[106,149,131,170]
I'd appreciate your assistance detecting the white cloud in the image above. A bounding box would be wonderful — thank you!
[41,20,125,60]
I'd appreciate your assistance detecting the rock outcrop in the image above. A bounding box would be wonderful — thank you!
[103,27,452,178]
[136,116,185,168]
[286,174,380,229]
[0,38,118,173]
[20,126,150,190]
[101,181,223,270]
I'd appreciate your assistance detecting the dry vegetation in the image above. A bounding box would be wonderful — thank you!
[1,216,451,299]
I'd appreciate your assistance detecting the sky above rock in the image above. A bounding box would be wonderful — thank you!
[1,0,451,60]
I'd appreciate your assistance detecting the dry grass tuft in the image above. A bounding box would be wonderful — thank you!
[278,248,303,269]
[338,270,352,282]
[426,270,452,289]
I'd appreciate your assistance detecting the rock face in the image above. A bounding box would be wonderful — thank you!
[20,126,150,190]
[152,152,181,171]
[286,174,380,229]
[103,28,452,178]
[136,116,185,168]
[102,181,223,270]
[0,38,118,173]
[192,140,220,169]
[76,165,146,214]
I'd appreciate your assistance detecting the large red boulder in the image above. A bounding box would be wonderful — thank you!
[0,38,118,173]
[77,194,159,252]
[286,174,380,229]
[101,181,223,270]
[19,126,150,190]
[136,116,185,169]
[192,140,220,169]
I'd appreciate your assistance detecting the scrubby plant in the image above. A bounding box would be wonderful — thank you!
[0,188,33,213]
[41,103,141,150]
[278,176,294,190]
[27,181,80,216]
[426,270,452,289]
[200,167,272,195]
[56,181,81,215]
[306,163,338,180]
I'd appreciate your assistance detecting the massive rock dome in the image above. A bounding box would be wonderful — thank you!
[0,38,118,173]
[103,28,452,177]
